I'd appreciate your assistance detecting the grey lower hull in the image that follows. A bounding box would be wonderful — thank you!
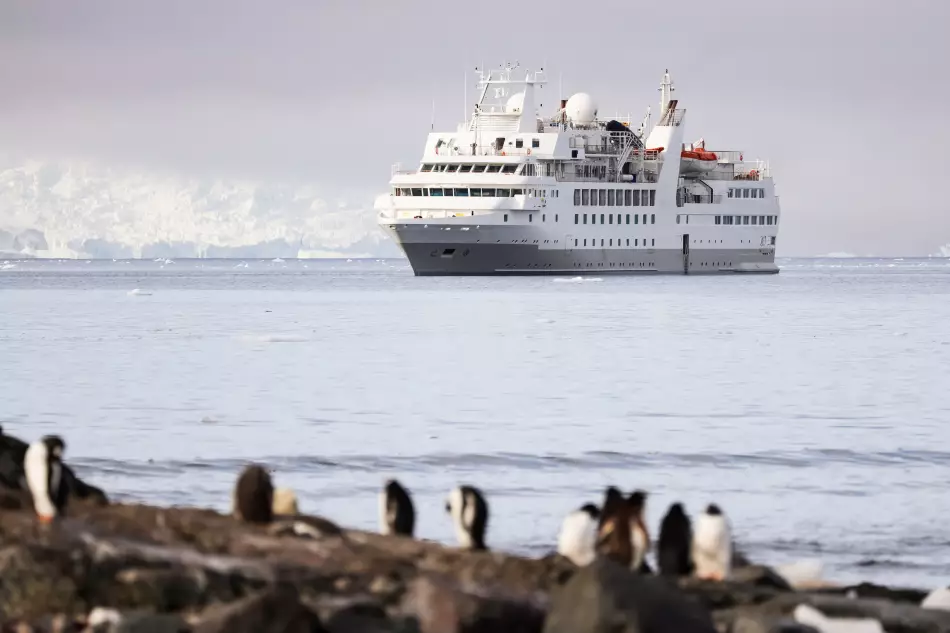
[395,241,777,276]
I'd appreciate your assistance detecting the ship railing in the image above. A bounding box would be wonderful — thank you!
[391,163,417,176]
[706,150,743,163]
[558,172,660,184]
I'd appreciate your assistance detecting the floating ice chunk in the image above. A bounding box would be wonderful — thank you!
[127,288,152,296]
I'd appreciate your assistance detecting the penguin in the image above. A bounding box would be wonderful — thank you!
[0,425,29,490]
[595,486,633,566]
[627,490,651,574]
[272,487,299,516]
[232,464,274,524]
[24,435,68,522]
[445,485,488,550]
[556,502,600,566]
[691,503,732,580]
[379,479,415,537]
[657,502,693,576]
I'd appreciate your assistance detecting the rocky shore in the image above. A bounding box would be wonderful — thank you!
[1,497,949,633]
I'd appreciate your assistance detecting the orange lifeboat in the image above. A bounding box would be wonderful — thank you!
[680,147,718,173]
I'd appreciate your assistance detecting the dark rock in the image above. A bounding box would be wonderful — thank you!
[819,582,929,605]
[0,546,81,620]
[114,612,190,633]
[191,585,325,633]
[543,558,716,633]
[109,568,208,612]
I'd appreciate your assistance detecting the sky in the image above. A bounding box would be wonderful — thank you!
[1,0,949,256]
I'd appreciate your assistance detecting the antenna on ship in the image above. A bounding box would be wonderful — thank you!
[659,69,674,114]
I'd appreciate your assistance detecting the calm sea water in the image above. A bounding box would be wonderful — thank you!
[2,257,949,589]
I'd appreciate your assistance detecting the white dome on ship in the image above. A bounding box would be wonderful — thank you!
[506,91,525,113]
[566,92,597,125]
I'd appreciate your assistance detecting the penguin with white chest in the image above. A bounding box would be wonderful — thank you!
[557,502,600,566]
[692,503,732,580]
[627,490,651,574]
[445,485,488,550]
[380,479,415,537]
[24,435,68,522]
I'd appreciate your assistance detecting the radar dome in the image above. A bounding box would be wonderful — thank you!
[506,91,525,113]
[566,92,597,125]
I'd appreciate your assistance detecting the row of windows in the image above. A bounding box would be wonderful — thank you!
[715,215,778,226]
[573,188,656,207]
[574,212,655,225]
[728,188,765,199]
[395,186,561,198]
[501,214,559,223]
[422,163,519,174]
[573,238,656,248]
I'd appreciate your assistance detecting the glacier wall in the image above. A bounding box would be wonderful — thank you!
[0,157,402,259]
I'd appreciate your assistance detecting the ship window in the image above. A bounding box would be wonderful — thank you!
[574,189,581,205]
[555,214,559,222]
[650,190,656,206]
[632,191,640,207]
[727,189,733,198]
[609,214,613,225]
[771,236,776,245]
[501,165,517,174]
[600,213,605,224]
[675,215,679,224]
[591,213,596,225]
[743,216,750,224]
[575,213,579,224]
[626,214,630,224]
[516,139,524,149]
[651,214,656,224]
[512,189,524,195]
[635,239,639,246]
[501,188,514,197]
[734,215,740,224]
[529,214,533,222]
[584,239,587,246]
[421,164,433,172]
[599,190,606,205]
[445,165,459,173]
[636,214,640,225]
[445,188,456,197]
[743,188,750,198]
[589,188,598,206]
[715,216,721,225]
[486,165,502,173]
[652,239,655,246]
[542,214,546,222]
[583,214,588,224]
[459,164,473,173]
[532,138,540,148]
[601,239,604,246]
[639,190,648,206]
[759,188,765,197]
[504,214,508,222]
[624,190,632,206]
[751,216,758,225]
[582,190,589,205]
[766,216,772,225]
[454,188,468,197]
[399,188,410,196]
[411,188,423,196]
[626,239,630,246]
[472,165,487,173]
[608,190,615,206]
[485,188,498,197]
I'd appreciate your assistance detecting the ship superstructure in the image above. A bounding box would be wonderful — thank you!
[376,65,780,275]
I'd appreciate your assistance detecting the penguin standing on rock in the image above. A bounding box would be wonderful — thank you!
[232,464,274,524]
[557,502,600,566]
[658,502,693,576]
[380,479,415,537]
[446,485,488,550]
[596,486,633,566]
[692,503,732,580]
[24,435,68,522]
[627,490,652,574]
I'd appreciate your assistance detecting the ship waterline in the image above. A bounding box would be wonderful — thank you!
[377,66,781,276]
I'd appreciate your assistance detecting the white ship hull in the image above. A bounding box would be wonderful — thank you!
[377,67,781,276]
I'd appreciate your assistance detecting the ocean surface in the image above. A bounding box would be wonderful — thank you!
[2,256,949,589]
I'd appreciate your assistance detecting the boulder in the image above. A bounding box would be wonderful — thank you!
[542,558,716,633]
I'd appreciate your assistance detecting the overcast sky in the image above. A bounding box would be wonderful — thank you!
[2,0,948,255]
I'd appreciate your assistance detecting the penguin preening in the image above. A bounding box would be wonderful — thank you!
[627,490,651,574]
[379,479,415,537]
[557,502,600,566]
[658,502,693,576]
[596,486,633,566]
[232,464,274,524]
[24,435,68,522]
[446,485,488,550]
[692,503,732,580]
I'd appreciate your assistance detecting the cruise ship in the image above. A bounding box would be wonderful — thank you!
[376,65,780,276]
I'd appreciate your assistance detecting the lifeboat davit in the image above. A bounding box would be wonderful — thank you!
[680,148,718,173]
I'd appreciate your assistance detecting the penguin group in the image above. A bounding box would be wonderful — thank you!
[0,426,108,522]
[228,463,731,582]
